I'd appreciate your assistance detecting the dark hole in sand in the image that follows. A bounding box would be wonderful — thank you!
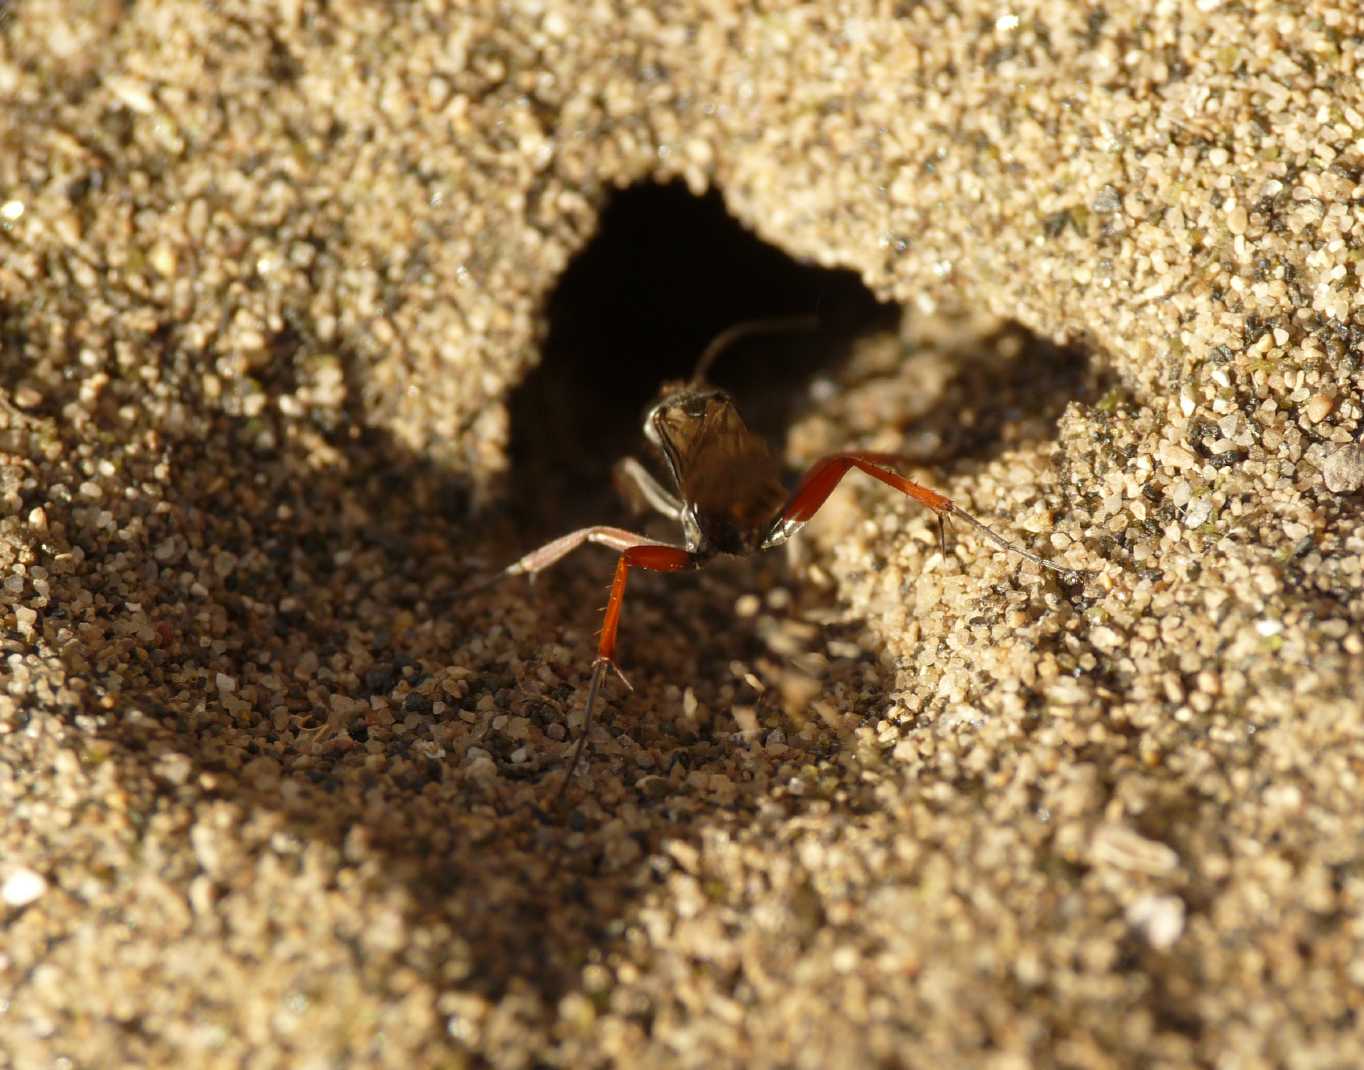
[507,181,899,531]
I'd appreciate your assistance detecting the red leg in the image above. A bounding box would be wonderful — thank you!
[763,450,1069,573]
[555,542,701,806]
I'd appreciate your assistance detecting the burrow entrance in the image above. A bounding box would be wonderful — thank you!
[507,182,900,531]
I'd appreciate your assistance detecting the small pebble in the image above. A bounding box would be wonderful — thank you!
[13,384,43,409]
[2,867,48,908]
[1303,394,1334,424]
[1091,185,1122,214]
[1126,895,1186,950]
[1322,444,1364,494]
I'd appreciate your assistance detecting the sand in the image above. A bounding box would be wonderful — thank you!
[2,1,1363,1067]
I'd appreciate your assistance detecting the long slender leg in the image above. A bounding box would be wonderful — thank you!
[554,542,701,807]
[459,525,662,595]
[615,456,684,521]
[762,450,1069,573]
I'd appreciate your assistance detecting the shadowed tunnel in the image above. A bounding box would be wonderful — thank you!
[507,182,900,532]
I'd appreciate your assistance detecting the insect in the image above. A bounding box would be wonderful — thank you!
[467,318,1076,806]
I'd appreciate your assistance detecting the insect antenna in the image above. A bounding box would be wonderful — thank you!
[690,315,819,384]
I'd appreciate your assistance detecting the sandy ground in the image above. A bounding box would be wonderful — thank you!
[3,1,1364,1067]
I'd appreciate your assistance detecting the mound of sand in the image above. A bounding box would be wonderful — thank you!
[2,2,1362,1066]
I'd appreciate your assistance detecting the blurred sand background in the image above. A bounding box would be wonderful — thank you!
[2,1,1364,1067]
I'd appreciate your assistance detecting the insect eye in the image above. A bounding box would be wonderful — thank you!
[684,389,730,417]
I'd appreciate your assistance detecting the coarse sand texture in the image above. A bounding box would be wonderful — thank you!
[2,2,1363,1068]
